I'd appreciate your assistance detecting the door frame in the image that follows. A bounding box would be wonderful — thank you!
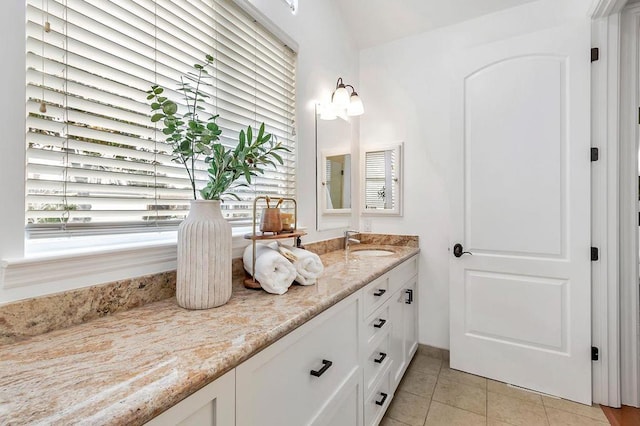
[619,2,640,408]
[591,0,640,408]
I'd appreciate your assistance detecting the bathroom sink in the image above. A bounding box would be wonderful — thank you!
[350,249,395,257]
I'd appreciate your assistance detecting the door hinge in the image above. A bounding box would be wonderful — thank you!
[591,47,599,62]
[591,247,599,261]
[591,147,599,162]
[592,346,599,361]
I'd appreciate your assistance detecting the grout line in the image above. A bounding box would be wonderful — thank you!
[541,397,552,426]
[422,371,437,426]
[399,387,436,399]
[435,400,488,416]
[421,364,440,425]
[486,376,489,425]
[541,396,608,422]
[486,415,519,426]
[428,366,491,423]
[422,403,431,425]
[386,414,412,426]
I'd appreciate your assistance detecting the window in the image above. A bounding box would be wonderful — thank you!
[25,0,296,239]
[364,149,396,210]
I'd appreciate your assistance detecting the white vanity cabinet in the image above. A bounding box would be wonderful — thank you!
[147,253,418,426]
[236,294,362,426]
[146,369,235,426]
[362,255,419,426]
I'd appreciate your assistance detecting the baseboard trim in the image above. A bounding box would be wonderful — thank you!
[417,343,450,361]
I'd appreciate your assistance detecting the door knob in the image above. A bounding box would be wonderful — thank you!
[453,243,472,258]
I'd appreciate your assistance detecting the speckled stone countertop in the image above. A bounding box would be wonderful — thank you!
[0,244,419,425]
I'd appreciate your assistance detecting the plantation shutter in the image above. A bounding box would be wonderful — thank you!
[25,0,296,237]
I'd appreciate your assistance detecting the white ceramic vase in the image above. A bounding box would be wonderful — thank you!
[177,200,232,309]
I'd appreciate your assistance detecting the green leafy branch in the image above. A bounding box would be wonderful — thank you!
[200,123,290,201]
[147,55,289,201]
[146,54,221,199]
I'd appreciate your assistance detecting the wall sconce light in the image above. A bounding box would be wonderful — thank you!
[330,77,364,117]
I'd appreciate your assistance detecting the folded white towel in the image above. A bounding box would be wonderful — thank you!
[269,243,324,286]
[243,243,297,295]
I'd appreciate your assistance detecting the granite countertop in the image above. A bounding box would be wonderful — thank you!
[0,244,419,425]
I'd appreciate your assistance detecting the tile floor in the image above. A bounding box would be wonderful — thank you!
[381,351,611,426]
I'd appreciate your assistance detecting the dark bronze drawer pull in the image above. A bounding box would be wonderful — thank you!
[373,319,387,329]
[405,288,413,304]
[374,352,387,364]
[373,289,386,297]
[375,392,388,406]
[310,359,333,377]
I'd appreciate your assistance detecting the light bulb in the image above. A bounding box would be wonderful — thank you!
[347,93,364,116]
[332,85,350,108]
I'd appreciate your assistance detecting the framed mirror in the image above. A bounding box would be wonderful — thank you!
[361,143,403,216]
[315,105,353,230]
[320,151,351,214]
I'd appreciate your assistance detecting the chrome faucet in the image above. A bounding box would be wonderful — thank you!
[345,230,361,250]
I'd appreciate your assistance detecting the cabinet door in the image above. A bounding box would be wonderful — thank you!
[145,370,235,426]
[311,366,363,426]
[236,295,360,426]
[389,288,405,391]
[389,278,419,392]
[403,280,418,364]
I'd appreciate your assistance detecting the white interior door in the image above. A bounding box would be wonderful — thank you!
[449,21,592,404]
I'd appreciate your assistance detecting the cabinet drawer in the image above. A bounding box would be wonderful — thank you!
[364,304,391,348]
[364,369,392,426]
[236,296,359,426]
[309,366,363,426]
[389,255,418,294]
[364,331,391,395]
[363,275,390,318]
[146,370,235,426]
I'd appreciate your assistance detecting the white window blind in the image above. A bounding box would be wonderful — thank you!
[25,0,296,238]
[364,149,396,210]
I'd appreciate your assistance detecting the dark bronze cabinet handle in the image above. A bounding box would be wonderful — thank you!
[310,359,333,377]
[373,319,387,329]
[373,289,386,297]
[405,289,413,304]
[374,352,387,364]
[375,392,388,406]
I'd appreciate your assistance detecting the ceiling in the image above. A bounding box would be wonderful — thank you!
[333,0,540,49]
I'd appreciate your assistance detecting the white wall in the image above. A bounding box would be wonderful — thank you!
[0,2,27,261]
[358,0,593,348]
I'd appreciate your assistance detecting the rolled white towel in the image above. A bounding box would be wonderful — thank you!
[269,243,324,286]
[243,243,297,295]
